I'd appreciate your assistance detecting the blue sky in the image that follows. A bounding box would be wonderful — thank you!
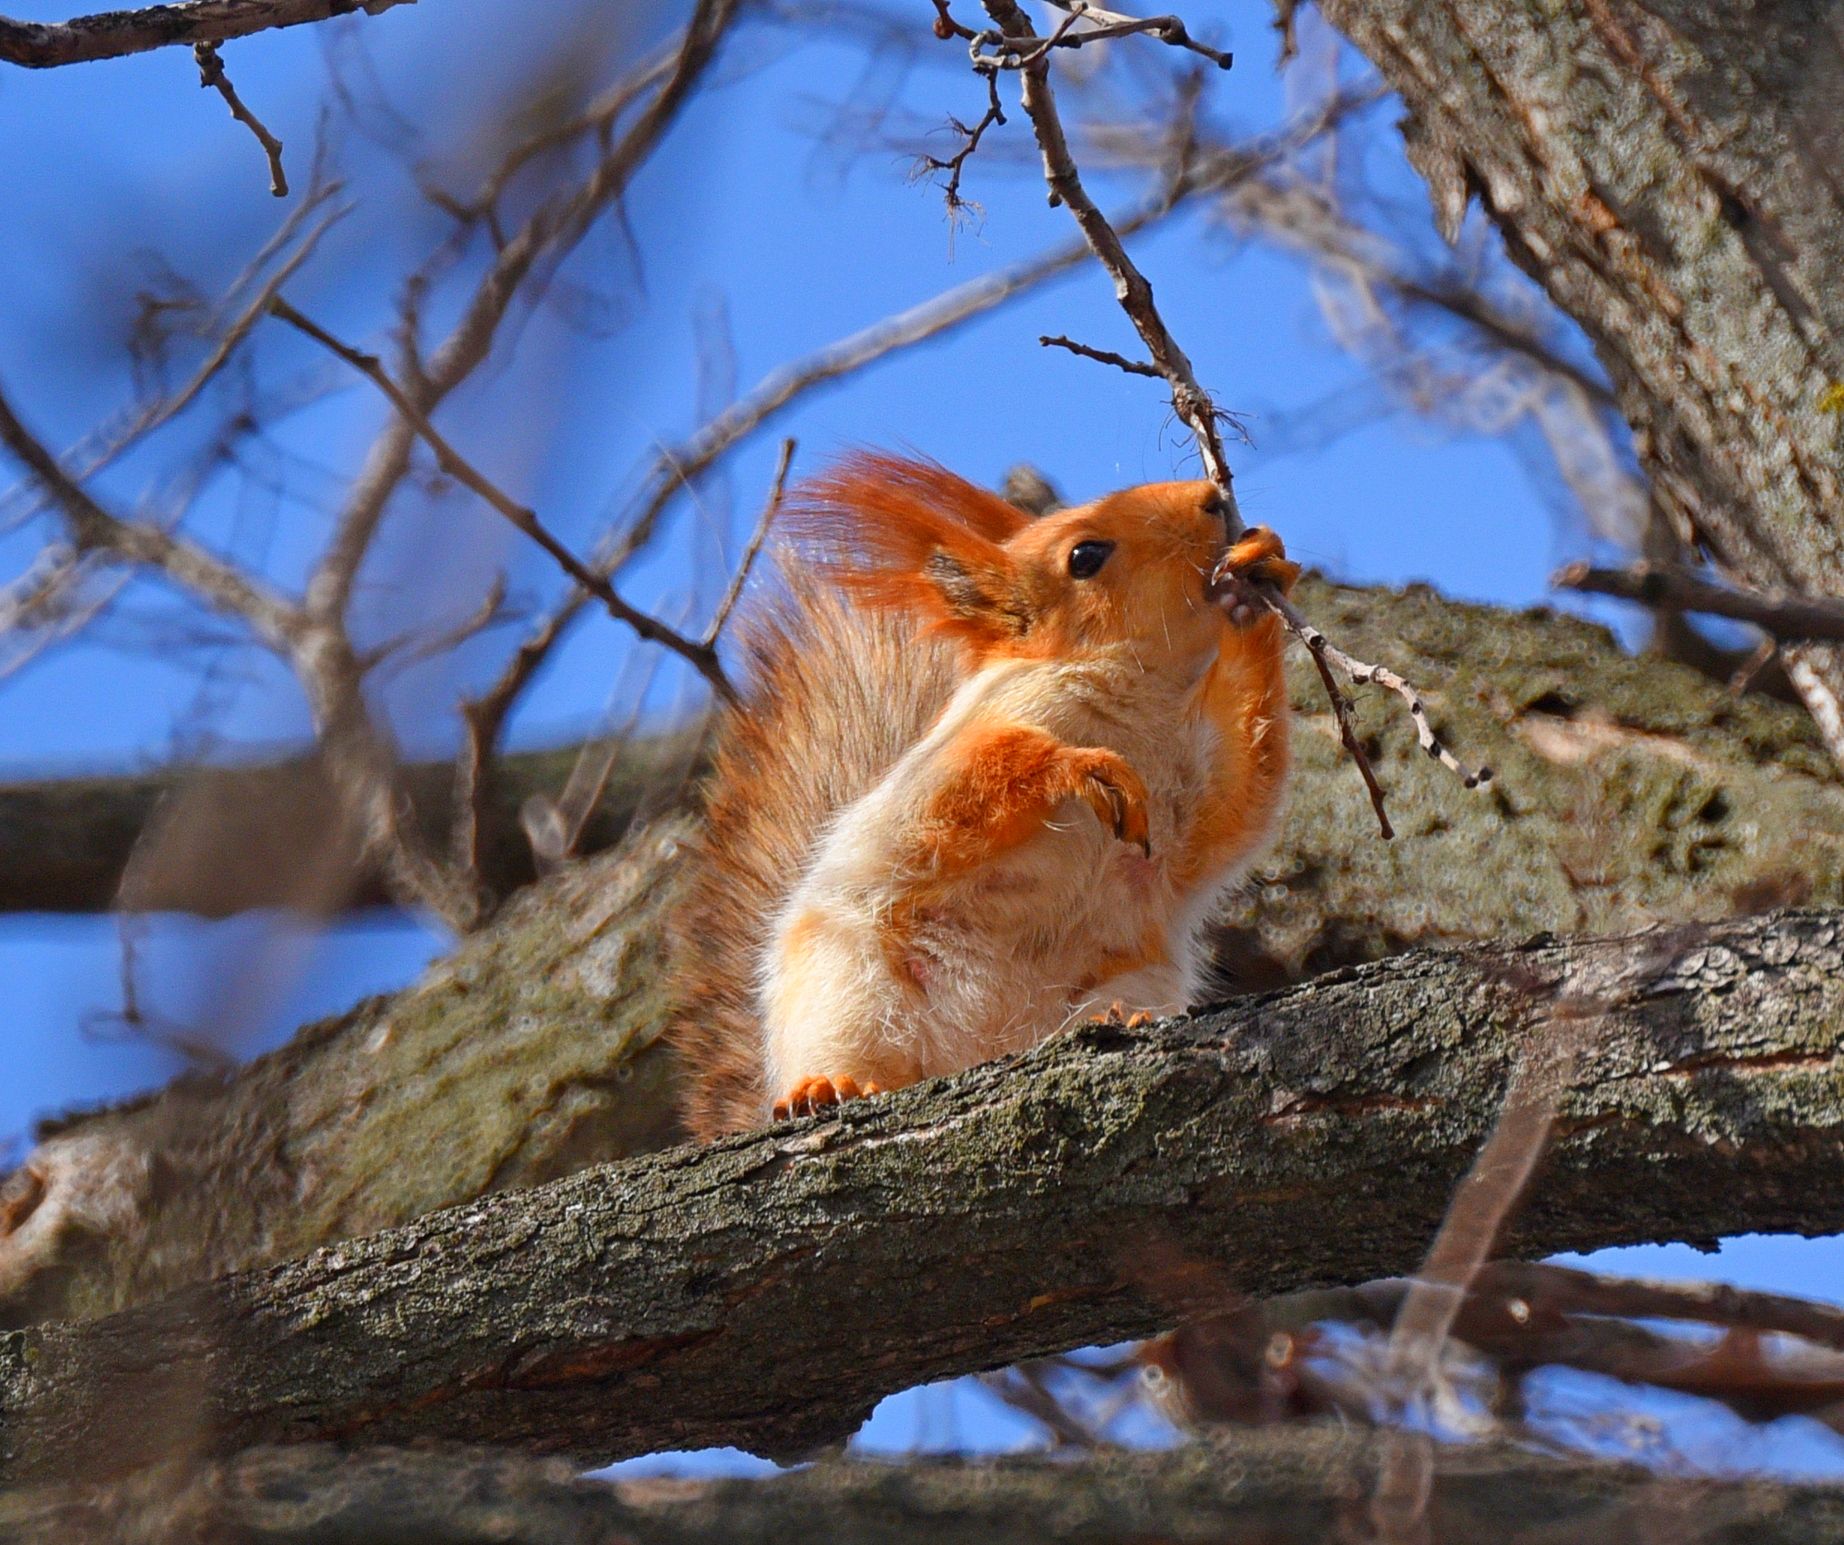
[4,0,1837,1474]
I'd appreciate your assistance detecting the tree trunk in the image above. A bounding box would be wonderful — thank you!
[1312,0,1844,754]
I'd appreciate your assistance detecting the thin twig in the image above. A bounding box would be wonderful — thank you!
[194,42,287,197]
[269,296,732,700]
[976,0,1242,520]
[703,438,794,648]
[1038,333,1161,377]
[1555,558,1844,643]
[309,0,739,623]
[918,63,1007,219]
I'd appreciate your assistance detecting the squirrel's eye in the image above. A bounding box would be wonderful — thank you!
[1067,540,1115,580]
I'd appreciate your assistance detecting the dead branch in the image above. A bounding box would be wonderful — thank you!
[192,40,286,196]
[8,907,1844,1480]
[1556,560,1844,645]
[0,0,415,68]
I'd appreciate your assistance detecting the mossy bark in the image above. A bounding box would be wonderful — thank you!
[1310,0,1844,747]
[7,1433,1844,1545]
[4,576,1841,1330]
[6,906,1844,1482]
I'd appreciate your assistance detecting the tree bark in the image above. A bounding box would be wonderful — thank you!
[0,731,700,914]
[1312,0,1844,757]
[0,0,417,69]
[5,574,1843,1329]
[7,1432,1843,1544]
[7,905,1844,1483]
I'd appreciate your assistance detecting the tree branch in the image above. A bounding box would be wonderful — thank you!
[8,907,1844,1481]
[0,0,415,69]
[977,0,1241,514]
[7,1431,1844,1544]
[1556,561,1844,645]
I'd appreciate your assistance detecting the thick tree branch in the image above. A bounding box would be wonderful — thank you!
[7,1432,1844,1544]
[6,576,1840,1328]
[8,907,1844,1481]
[0,0,413,69]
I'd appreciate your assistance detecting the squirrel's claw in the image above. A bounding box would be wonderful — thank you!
[773,1073,884,1122]
[1071,749,1152,858]
[1213,525,1301,624]
[1093,1001,1156,1028]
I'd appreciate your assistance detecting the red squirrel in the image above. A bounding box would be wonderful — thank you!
[667,453,1298,1138]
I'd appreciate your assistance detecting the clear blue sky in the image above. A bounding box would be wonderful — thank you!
[4,0,1837,1475]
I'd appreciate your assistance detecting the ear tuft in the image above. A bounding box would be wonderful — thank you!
[781,452,1033,650]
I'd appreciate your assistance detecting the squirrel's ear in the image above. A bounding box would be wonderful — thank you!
[921,548,1033,644]
[782,452,1034,651]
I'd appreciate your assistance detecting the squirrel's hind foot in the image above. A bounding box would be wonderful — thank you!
[773,1074,885,1122]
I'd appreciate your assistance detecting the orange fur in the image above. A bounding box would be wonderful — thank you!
[665,454,1295,1137]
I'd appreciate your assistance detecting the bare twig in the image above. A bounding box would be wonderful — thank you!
[976,0,1243,518]
[269,296,731,698]
[0,382,301,649]
[1555,559,1844,644]
[193,41,286,197]
[1039,332,1161,377]
[0,0,417,68]
[918,63,1007,220]
[703,438,794,648]
[966,0,1233,71]
[310,0,738,624]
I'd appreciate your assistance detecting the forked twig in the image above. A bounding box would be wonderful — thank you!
[268,296,732,701]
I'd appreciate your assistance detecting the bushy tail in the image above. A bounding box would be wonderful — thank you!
[666,564,962,1137]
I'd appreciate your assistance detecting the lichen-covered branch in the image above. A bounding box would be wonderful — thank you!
[6,1432,1843,1544]
[5,576,1842,1328]
[8,905,1844,1482]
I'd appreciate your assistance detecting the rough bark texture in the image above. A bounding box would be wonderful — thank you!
[0,0,416,68]
[0,731,700,915]
[1311,0,1844,751]
[6,906,1844,1482]
[5,575,1842,1329]
[7,1434,1844,1544]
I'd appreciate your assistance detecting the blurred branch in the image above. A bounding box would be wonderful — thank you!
[9,1432,1844,1545]
[0,379,474,925]
[309,0,739,623]
[268,296,732,698]
[0,0,415,68]
[0,382,302,649]
[10,908,1844,1478]
[192,40,286,196]
[1556,560,1844,644]
[0,733,697,913]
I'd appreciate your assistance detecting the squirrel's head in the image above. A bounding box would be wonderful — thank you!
[786,453,1234,667]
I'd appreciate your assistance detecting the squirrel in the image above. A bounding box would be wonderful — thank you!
[666,452,1299,1139]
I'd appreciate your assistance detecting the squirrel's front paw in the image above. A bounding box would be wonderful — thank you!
[1066,748,1151,857]
[1214,525,1301,624]
[773,1073,884,1122]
